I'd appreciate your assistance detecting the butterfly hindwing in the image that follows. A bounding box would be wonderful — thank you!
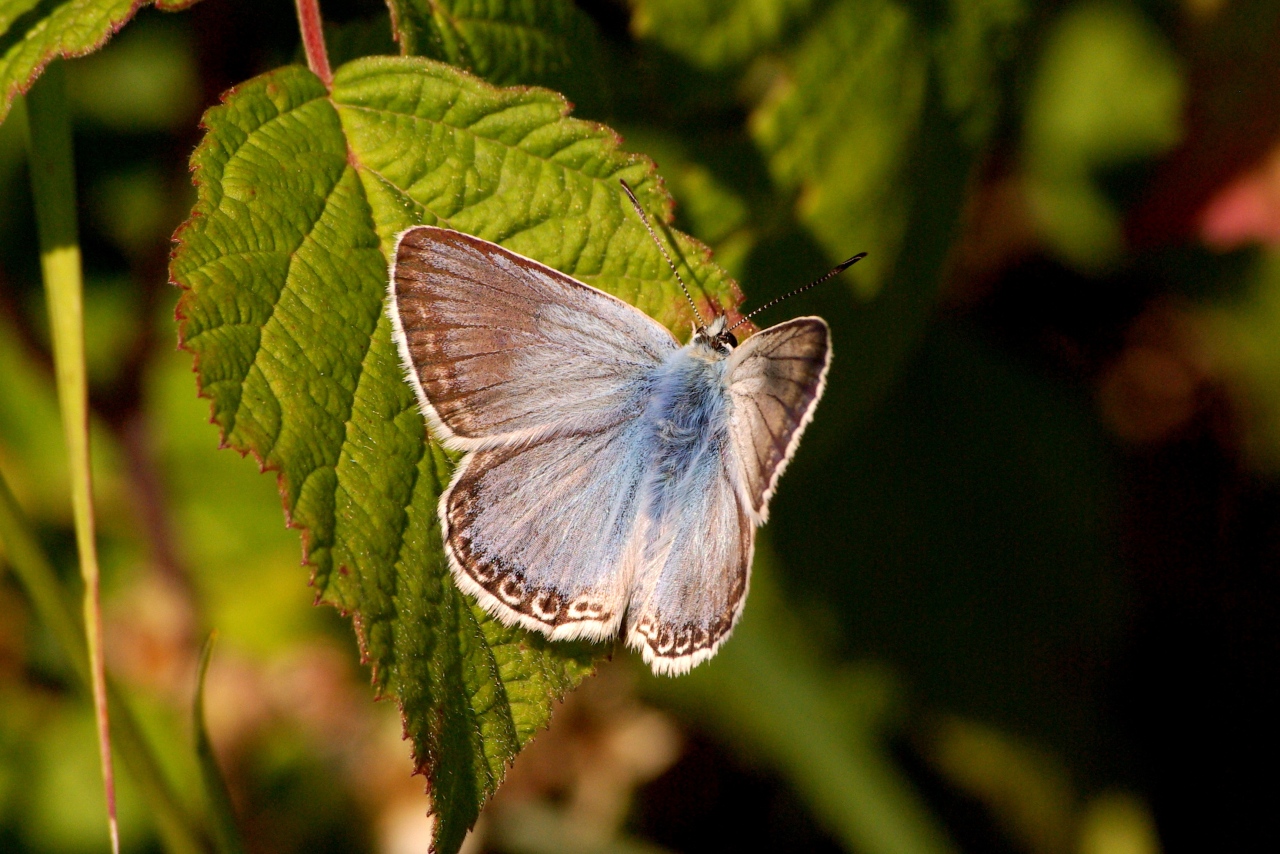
[442,422,652,641]
[389,226,679,449]
[625,433,754,676]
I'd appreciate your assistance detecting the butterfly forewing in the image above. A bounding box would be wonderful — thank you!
[390,227,679,449]
[726,318,831,521]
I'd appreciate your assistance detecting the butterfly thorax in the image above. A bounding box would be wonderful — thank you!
[645,343,732,495]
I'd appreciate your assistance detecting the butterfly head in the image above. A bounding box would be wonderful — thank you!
[693,315,738,356]
[617,177,863,361]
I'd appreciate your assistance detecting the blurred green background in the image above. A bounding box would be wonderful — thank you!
[1,0,1277,852]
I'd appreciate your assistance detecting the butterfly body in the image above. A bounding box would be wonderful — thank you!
[389,226,831,675]
[645,343,730,487]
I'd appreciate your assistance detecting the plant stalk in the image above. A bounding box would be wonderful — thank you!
[24,60,120,854]
[295,0,333,87]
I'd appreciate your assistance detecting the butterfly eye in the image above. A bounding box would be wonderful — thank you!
[722,331,737,349]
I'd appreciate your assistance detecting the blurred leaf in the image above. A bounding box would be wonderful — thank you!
[1022,2,1182,270]
[65,15,198,130]
[386,0,606,109]
[751,0,926,294]
[489,800,675,854]
[1202,250,1280,471]
[0,312,71,517]
[615,125,756,278]
[926,0,1024,143]
[750,0,1023,289]
[631,0,817,70]
[89,168,171,259]
[20,697,151,851]
[773,321,1123,783]
[647,546,956,854]
[81,276,140,387]
[0,0,203,126]
[748,0,1023,427]
[925,716,1075,854]
[0,312,125,525]
[1077,792,1160,854]
[170,57,743,853]
[144,303,316,656]
[323,14,399,67]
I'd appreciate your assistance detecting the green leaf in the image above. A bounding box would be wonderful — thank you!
[0,0,201,125]
[926,0,1024,143]
[170,57,741,853]
[386,0,605,106]
[630,0,817,70]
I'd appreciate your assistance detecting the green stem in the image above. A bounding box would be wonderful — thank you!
[0,470,209,854]
[20,62,206,854]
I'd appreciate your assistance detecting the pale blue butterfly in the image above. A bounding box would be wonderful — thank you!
[387,181,863,675]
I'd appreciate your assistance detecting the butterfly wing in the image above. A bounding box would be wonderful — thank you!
[389,226,679,450]
[725,317,831,521]
[624,433,754,676]
[390,226,682,638]
[623,318,829,675]
[441,420,653,640]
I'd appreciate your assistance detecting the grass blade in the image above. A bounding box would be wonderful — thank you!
[24,58,118,854]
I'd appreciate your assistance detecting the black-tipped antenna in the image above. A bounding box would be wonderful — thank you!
[726,252,867,333]
[620,179,705,327]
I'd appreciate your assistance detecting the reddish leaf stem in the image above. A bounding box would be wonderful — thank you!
[294,0,333,88]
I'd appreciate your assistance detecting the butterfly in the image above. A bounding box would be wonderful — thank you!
[387,182,863,675]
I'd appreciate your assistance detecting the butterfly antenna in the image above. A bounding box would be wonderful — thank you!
[726,252,867,333]
[620,179,705,327]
